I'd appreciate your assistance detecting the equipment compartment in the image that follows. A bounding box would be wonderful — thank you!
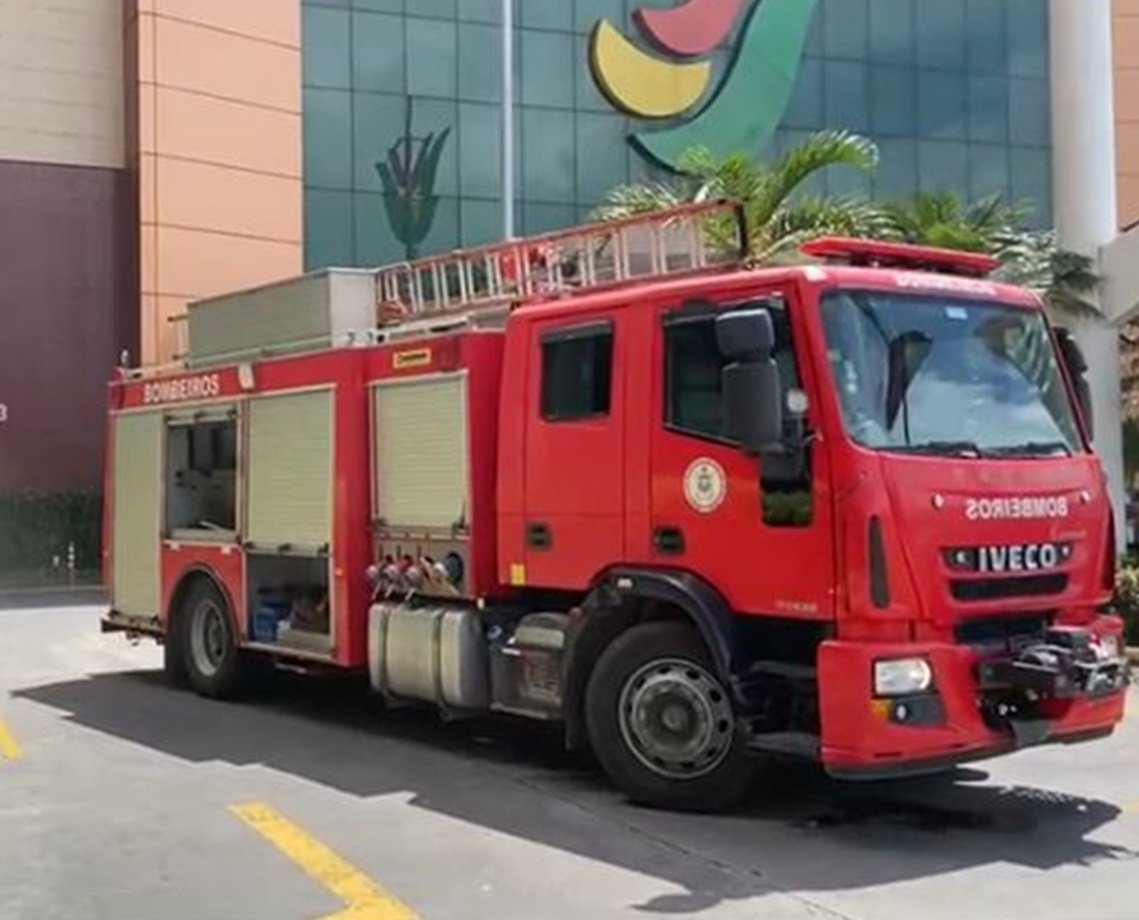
[245,553,333,655]
[372,373,470,538]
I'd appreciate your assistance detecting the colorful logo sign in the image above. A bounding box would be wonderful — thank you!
[589,0,819,171]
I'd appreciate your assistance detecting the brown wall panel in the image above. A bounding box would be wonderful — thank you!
[129,0,302,363]
[0,160,136,493]
[1117,0,1139,225]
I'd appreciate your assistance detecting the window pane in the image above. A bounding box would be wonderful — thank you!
[665,303,801,441]
[824,61,869,134]
[166,420,238,533]
[918,70,968,140]
[304,6,351,88]
[407,18,457,98]
[871,64,915,137]
[667,321,724,439]
[541,328,613,421]
[824,0,868,60]
[352,11,406,95]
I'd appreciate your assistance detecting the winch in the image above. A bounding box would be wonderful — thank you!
[978,625,1126,702]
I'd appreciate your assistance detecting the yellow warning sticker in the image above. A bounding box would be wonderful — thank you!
[509,563,527,586]
[393,348,432,370]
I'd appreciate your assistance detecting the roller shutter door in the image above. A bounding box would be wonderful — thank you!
[373,375,469,531]
[247,389,333,548]
[112,412,163,616]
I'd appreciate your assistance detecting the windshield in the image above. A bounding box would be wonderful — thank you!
[819,291,1083,457]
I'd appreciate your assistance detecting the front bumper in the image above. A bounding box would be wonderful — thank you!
[817,616,1128,780]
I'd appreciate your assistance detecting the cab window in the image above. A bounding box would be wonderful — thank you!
[541,322,613,421]
[665,300,801,442]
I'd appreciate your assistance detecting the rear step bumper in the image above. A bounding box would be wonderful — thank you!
[101,610,164,638]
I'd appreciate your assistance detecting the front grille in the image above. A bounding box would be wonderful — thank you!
[954,612,1051,649]
[950,573,1068,602]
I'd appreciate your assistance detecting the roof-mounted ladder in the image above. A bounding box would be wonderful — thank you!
[374,200,748,336]
[123,201,749,378]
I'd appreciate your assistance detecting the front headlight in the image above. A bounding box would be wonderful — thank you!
[874,657,933,696]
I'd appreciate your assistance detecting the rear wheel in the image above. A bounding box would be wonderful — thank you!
[163,610,188,688]
[181,578,249,699]
[585,621,756,812]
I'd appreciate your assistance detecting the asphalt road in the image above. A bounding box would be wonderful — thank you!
[1,605,1137,920]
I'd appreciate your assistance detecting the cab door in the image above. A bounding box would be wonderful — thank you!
[520,313,625,589]
[648,286,835,620]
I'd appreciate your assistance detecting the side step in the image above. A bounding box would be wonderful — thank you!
[746,731,820,759]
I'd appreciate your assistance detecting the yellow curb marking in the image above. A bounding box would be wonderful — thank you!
[0,712,23,762]
[230,803,419,920]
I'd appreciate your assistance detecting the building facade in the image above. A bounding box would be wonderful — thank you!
[5,0,1139,583]
[301,0,1055,274]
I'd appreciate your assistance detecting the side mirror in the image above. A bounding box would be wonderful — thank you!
[717,309,783,456]
[716,307,775,361]
[1054,327,1094,439]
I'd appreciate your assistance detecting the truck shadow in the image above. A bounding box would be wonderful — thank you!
[17,670,1137,914]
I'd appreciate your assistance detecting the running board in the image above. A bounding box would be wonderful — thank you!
[746,731,820,759]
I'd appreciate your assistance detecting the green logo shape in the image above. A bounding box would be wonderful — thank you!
[376,99,451,261]
[632,0,819,171]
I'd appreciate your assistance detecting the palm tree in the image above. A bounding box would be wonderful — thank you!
[592,131,892,263]
[880,190,1100,316]
[879,191,1025,253]
[991,229,1100,317]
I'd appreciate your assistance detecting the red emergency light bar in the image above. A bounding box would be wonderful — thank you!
[800,237,1001,278]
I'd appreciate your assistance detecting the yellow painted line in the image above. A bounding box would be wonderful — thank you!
[0,712,23,762]
[230,803,419,920]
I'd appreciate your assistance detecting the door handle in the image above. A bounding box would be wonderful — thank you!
[652,526,685,556]
[526,522,552,550]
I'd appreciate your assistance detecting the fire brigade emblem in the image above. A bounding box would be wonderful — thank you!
[683,458,726,513]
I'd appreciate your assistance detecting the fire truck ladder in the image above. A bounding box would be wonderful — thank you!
[373,200,748,338]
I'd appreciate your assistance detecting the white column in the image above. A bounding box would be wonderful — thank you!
[1050,0,1127,549]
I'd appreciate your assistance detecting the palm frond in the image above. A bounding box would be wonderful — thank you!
[968,194,1030,235]
[993,229,1102,317]
[589,182,685,222]
[750,131,879,226]
[882,191,1029,254]
[758,197,894,262]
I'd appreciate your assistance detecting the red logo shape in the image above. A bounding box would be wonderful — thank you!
[634,0,746,58]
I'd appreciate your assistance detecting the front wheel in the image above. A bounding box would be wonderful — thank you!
[585,621,756,812]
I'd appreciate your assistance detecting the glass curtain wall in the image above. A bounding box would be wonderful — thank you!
[302,0,1051,271]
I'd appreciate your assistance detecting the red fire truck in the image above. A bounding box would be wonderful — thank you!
[102,202,1128,811]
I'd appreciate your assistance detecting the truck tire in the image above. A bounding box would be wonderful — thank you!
[585,621,756,812]
[163,610,189,689]
[181,578,248,699]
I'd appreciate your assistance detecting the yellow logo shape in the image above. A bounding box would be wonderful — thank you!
[589,20,711,120]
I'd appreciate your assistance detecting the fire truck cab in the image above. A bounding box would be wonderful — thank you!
[102,203,1128,811]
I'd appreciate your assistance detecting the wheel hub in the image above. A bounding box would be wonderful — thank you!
[618,658,734,780]
[189,601,226,677]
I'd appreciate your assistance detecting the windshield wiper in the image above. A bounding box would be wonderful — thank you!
[890,440,986,458]
[986,441,1073,458]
